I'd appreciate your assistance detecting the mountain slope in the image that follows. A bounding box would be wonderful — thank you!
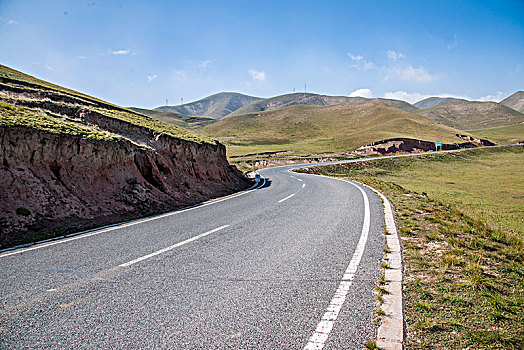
[205,101,467,155]
[417,101,524,130]
[155,92,262,120]
[129,107,216,129]
[500,91,524,113]
[414,97,468,109]
[0,64,247,247]
[228,92,418,117]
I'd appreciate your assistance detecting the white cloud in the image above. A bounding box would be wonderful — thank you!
[249,68,266,81]
[384,91,470,104]
[386,50,406,61]
[111,49,133,55]
[478,91,504,102]
[349,88,373,98]
[31,61,54,71]
[348,53,363,61]
[447,34,458,50]
[383,91,428,104]
[173,70,187,82]
[198,59,215,68]
[385,65,437,82]
[76,56,87,59]
[147,74,157,82]
[347,53,375,70]
[8,19,18,25]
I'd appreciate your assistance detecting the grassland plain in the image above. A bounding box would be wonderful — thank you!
[205,101,468,157]
[470,123,524,145]
[301,145,523,349]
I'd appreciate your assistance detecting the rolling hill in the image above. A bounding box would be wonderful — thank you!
[205,101,468,155]
[154,92,262,119]
[129,107,216,129]
[227,92,418,117]
[414,97,468,109]
[500,91,524,113]
[417,101,524,130]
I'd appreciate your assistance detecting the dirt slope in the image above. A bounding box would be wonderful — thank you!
[0,65,248,247]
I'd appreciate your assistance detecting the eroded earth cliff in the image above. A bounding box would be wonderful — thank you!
[0,65,248,248]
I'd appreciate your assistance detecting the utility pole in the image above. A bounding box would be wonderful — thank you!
[293,88,295,92]
[166,99,168,106]
[304,83,307,93]
[181,97,184,105]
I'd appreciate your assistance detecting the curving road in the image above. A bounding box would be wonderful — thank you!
[0,163,385,349]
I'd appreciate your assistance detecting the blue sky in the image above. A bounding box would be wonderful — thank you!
[1,0,523,108]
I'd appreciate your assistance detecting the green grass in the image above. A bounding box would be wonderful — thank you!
[0,64,213,145]
[0,64,120,109]
[470,123,524,144]
[129,107,217,130]
[89,107,213,144]
[0,103,118,141]
[205,101,469,157]
[303,145,524,349]
[417,101,524,130]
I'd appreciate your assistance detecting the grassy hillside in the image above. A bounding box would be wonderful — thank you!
[154,92,261,120]
[500,91,524,113]
[417,101,524,130]
[129,107,216,129]
[0,64,209,144]
[304,145,524,348]
[414,97,468,109]
[0,64,123,110]
[228,92,418,117]
[470,123,524,144]
[205,101,469,156]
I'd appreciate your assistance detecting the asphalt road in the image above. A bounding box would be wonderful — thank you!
[0,163,385,349]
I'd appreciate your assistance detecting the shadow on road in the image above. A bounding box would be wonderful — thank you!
[259,179,272,189]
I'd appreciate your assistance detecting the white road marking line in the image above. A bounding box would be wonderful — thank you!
[0,179,266,259]
[297,178,303,182]
[119,225,229,267]
[302,183,306,188]
[304,178,370,350]
[278,193,296,203]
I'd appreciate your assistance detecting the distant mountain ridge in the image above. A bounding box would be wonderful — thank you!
[128,107,216,129]
[205,101,465,153]
[417,101,524,130]
[227,92,418,116]
[155,92,262,120]
[414,97,468,109]
[500,91,524,113]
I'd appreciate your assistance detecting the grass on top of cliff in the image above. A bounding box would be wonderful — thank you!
[0,103,119,141]
[90,107,213,144]
[0,64,120,109]
[301,145,524,349]
[0,64,212,145]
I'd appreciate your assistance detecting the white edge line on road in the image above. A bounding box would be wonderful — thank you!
[304,176,371,350]
[119,225,229,267]
[302,183,306,188]
[0,179,266,259]
[297,178,303,182]
[360,183,404,349]
[278,193,296,203]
